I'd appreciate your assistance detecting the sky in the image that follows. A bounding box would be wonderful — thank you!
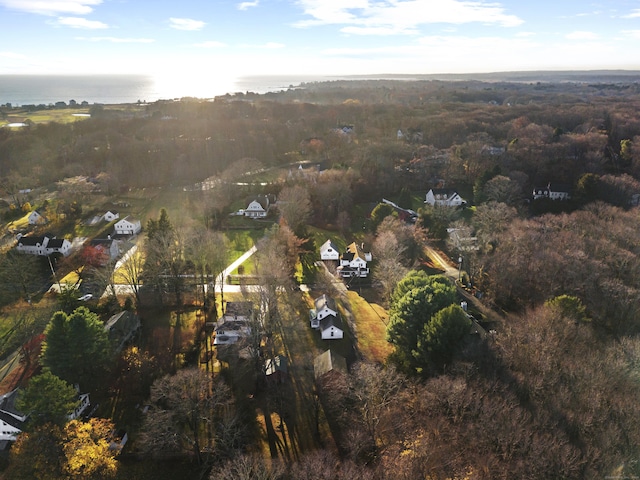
[1,0,640,82]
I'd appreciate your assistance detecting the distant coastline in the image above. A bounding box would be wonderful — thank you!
[0,74,341,107]
[2,71,640,107]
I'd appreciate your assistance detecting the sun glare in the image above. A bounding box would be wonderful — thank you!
[151,69,239,100]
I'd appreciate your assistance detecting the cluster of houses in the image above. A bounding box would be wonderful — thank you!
[424,182,572,208]
[320,240,372,279]
[14,210,141,260]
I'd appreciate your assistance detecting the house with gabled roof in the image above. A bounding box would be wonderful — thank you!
[27,210,47,225]
[314,349,347,382]
[114,216,141,236]
[338,242,372,278]
[532,183,572,201]
[319,239,340,261]
[244,195,272,218]
[0,386,90,449]
[103,211,119,222]
[320,315,344,340]
[309,294,339,329]
[16,234,72,257]
[0,389,27,447]
[213,301,254,346]
[425,188,466,207]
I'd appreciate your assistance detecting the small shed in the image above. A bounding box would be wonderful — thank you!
[314,349,347,382]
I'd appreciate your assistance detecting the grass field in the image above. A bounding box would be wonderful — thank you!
[345,291,392,363]
[1,108,93,126]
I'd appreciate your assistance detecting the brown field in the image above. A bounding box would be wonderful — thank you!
[345,291,392,363]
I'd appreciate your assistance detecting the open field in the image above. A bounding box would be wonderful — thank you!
[345,291,392,363]
[1,108,93,126]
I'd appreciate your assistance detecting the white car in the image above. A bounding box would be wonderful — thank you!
[78,294,93,301]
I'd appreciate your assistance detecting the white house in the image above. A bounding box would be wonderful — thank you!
[68,392,91,420]
[27,210,47,225]
[425,189,466,207]
[320,315,344,340]
[114,216,141,236]
[309,294,339,329]
[244,195,271,218]
[16,235,72,257]
[214,302,254,346]
[319,239,340,261]
[0,390,27,446]
[219,301,253,323]
[338,242,372,278]
[532,183,571,201]
[103,211,119,222]
[0,388,90,448]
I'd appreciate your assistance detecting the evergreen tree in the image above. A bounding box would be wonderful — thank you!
[16,371,79,428]
[41,307,112,390]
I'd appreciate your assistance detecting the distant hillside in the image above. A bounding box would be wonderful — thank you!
[344,70,640,84]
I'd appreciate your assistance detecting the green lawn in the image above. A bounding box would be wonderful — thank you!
[345,291,393,364]
[1,108,93,126]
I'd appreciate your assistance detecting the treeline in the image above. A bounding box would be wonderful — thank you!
[2,79,640,198]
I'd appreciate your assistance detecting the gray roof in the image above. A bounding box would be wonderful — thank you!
[320,314,343,332]
[314,349,347,380]
[314,294,336,313]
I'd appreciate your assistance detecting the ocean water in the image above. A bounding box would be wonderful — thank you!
[0,74,339,106]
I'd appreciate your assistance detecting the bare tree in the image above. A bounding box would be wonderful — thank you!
[277,184,313,234]
[139,368,233,464]
[372,230,408,304]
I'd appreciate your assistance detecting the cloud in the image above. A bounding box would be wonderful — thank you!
[56,16,108,29]
[77,36,155,43]
[565,31,599,40]
[622,9,640,19]
[238,1,259,10]
[169,17,206,31]
[193,41,227,48]
[293,0,523,34]
[623,30,640,39]
[239,41,285,49]
[0,51,26,59]
[0,0,102,16]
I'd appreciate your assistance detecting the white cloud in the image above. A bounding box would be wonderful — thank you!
[238,1,259,10]
[77,36,155,43]
[56,16,108,29]
[194,41,227,48]
[294,0,523,34]
[515,31,535,37]
[623,30,640,39]
[622,9,640,19]
[0,0,101,16]
[0,51,26,59]
[169,18,206,31]
[565,31,599,40]
[261,42,285,48]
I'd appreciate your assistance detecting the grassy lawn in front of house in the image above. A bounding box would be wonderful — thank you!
[345,290,392,364]
[7,212,31,231]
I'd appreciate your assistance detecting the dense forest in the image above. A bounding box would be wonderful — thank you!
[2,77,640,479]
